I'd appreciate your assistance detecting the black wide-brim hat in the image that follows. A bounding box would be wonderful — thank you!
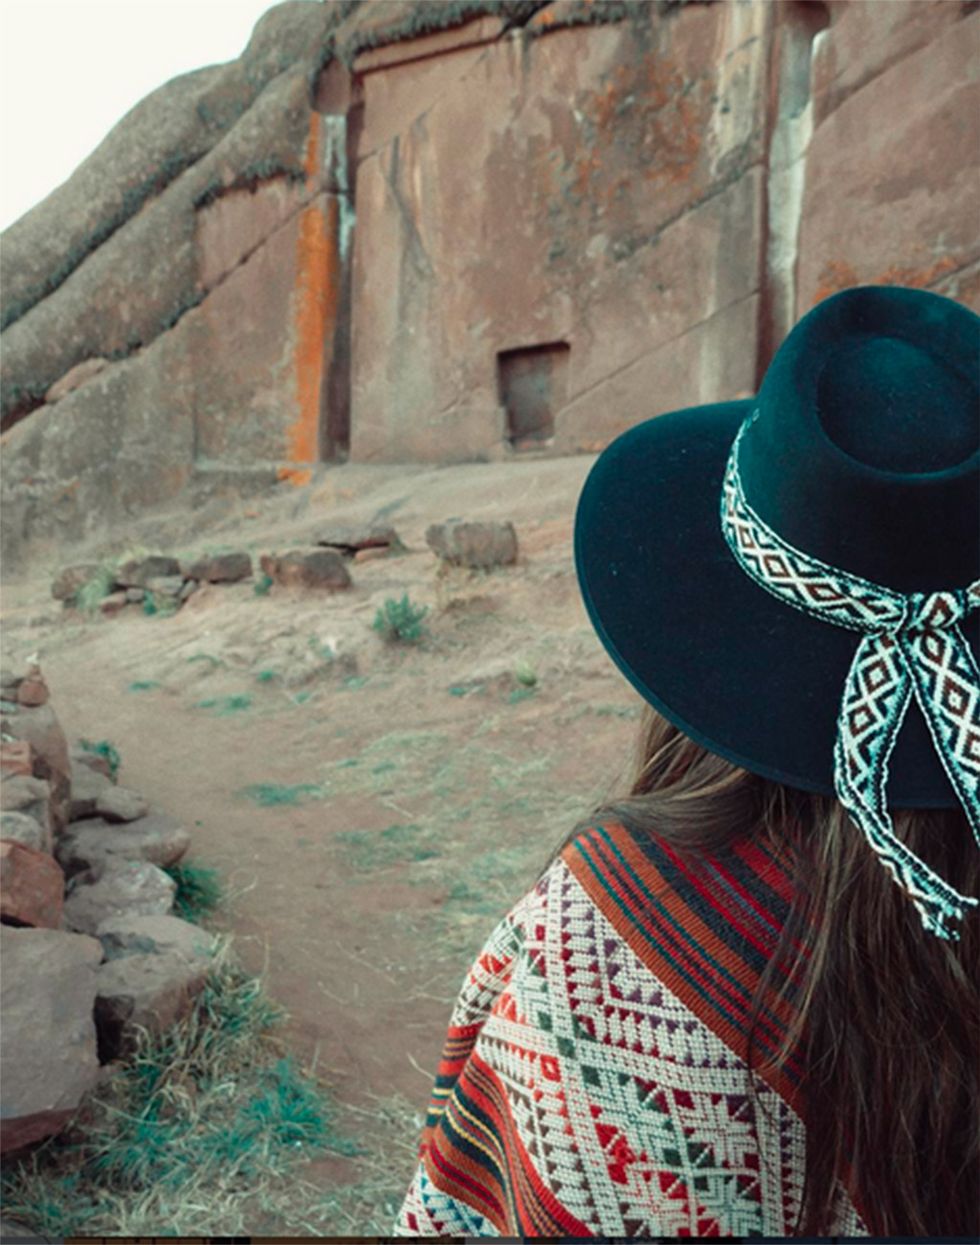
[574,285,980,807]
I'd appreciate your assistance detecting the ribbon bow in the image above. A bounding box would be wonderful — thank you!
[720,415,980,941]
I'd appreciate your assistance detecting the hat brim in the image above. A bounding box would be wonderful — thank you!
[573,399,974,808]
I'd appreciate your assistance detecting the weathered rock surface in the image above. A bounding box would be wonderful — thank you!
[426,519,518,569]
[0,777,52,845]
[0,840,65,929]
[260,548,352,590]
[56,813,190,882]
[182,551,253,582]
[68,760,114,821]
[0,812,48,854]
[114,554,182,587]
[144,574,185,599]
[0,688,71,835]
[94,951,211,1061]
[0,926,102,1155]
[45,357,109,404]
[1,739,33,778]
[62,859,177,936]
[96,913,218,966]
[94,786,151,823]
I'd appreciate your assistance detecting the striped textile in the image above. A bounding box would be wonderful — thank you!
[391,819,871,1237]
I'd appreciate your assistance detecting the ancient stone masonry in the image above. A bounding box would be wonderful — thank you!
[0,660,217,1156]
[1,0,977,571]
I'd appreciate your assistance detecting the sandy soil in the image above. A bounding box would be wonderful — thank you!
[0,453,644,1232]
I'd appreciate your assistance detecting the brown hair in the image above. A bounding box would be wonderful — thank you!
[533,702,980,1237]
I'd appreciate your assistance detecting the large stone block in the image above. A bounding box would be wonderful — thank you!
[810,0,967,128]
[0,927,102,1155]
[349,1,770,464]
[798,12,980,314]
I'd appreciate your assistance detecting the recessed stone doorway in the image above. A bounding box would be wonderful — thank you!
[497,341,570,450]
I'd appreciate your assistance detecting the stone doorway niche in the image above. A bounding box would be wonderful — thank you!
[497,341,570,449]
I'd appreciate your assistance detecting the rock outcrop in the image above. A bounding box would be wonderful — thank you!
[1,0,976,570]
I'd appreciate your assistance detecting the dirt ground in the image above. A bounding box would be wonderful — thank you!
[0,452,644,1233]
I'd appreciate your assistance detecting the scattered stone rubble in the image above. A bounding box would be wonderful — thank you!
[0,661,216,1158]
[49,519,520,618]
[1,516,522,1158]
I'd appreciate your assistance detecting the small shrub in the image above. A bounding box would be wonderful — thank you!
[74,566,117,613]
[77,738,121,782]
[514,660,537,686]
[371,593,429,644]
[163,862,223,923]
[253,573,273,597]
[142,592,179,617]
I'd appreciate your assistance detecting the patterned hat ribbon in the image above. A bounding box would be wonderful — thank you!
[720,413,980,942]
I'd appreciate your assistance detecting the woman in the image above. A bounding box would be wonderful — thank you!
[392,284,979,1238]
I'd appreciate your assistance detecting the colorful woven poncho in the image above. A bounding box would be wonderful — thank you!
[392,819,871,1237]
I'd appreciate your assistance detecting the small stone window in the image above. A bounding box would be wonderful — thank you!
[497,341,570,448]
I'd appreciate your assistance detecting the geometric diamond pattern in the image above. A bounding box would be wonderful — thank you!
[392,858,870,1237]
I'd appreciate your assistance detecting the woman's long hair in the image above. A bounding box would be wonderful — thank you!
[533,702,979,1238]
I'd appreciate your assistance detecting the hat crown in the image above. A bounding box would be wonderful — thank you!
[739,285,980,593]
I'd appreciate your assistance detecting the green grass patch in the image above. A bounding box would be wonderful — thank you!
[371,593,429,644]
[0,935,366,1236]
[194,694,253,715]
[163,862,223,923]
[592,703,643,718]
[507,685,537,704]
[128,680,161,693]
[340,675,370,691]
[253,573,273,596]
[334,822,442,873]
[239,783,328,808]
[142,593,180,618]
[254,669,277,682]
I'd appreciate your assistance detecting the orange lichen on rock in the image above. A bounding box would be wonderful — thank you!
[812,255,958,307]
[279,114,342,487]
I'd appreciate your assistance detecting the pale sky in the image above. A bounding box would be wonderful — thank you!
[0,0,304,232]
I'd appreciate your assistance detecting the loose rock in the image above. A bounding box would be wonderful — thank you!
[94,950,210,1062]
[144,575,185,598]
[68,760,114,821]
[0,840,65,929]
[183,551,252,582]
[96,912,217,966]
[260,548,352,591]
[56,813,190,881]
[0,739,33,778]
[0,811,48,854]
[426,519,518,569]
[0,926,102,1155]
[62,859,177,936]
[99,591,129,616]
[95,786,150,823]
[114,554,182,588]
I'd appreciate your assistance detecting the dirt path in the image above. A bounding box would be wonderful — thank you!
[0,455,642,1232]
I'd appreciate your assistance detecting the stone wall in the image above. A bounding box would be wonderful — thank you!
[1,0,977,568]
